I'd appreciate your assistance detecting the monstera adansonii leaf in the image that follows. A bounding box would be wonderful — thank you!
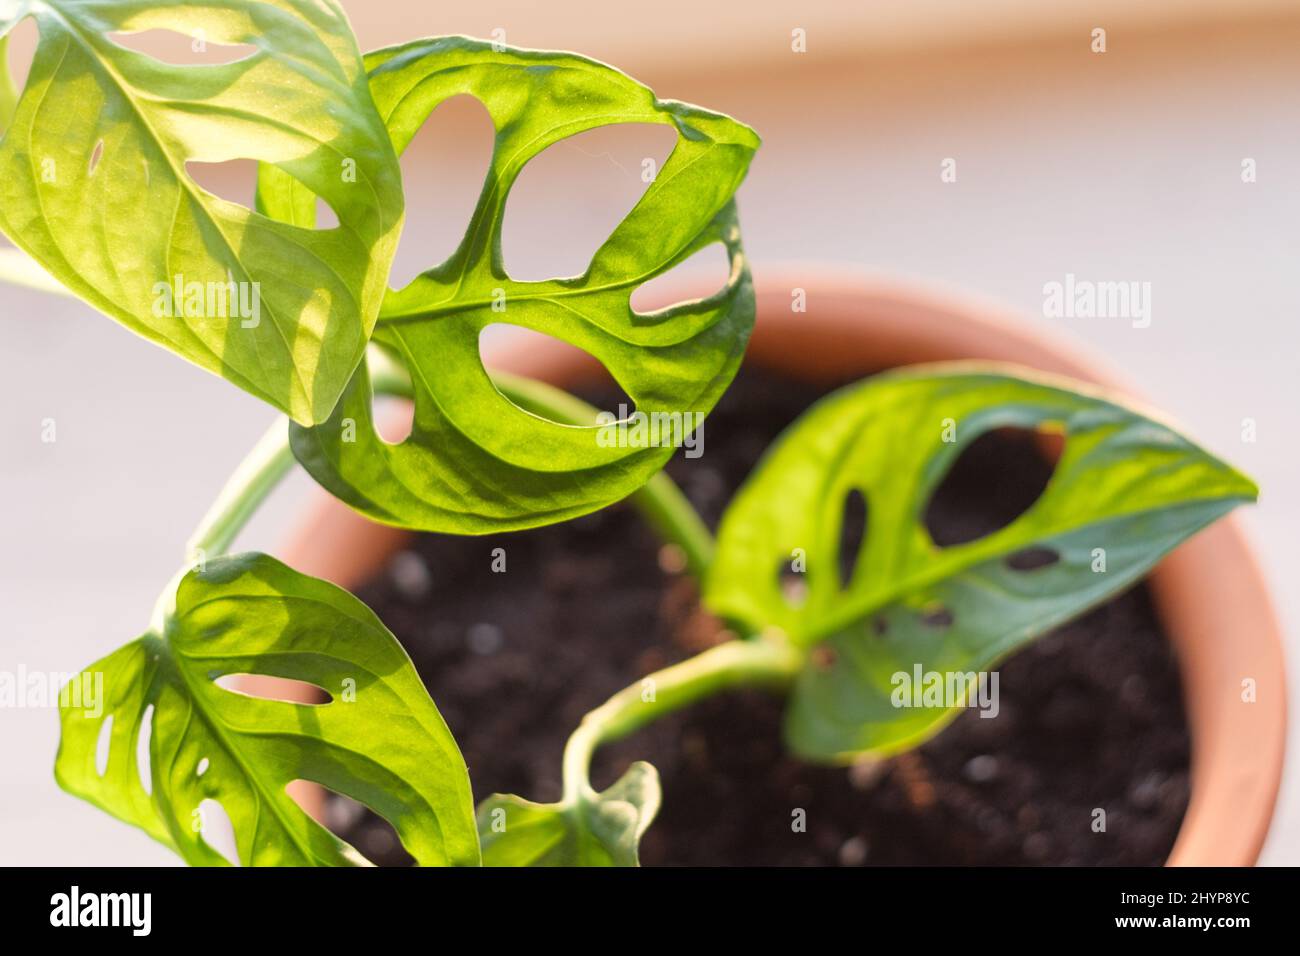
[55,553,478,866]
[703,365,1257,762]
[283,36,760,533]
[0,1,404,425]
[477,762,660,866]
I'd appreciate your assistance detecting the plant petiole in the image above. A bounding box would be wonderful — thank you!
[185,414,297,561]
[560,632,803,806]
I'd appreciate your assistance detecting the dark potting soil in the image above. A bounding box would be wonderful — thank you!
[341,367,1190,866]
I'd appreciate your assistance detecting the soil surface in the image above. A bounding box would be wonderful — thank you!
[341,367,1190,866]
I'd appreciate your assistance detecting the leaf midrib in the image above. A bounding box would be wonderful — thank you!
[151,629,330,866]
[795,493,1248,645]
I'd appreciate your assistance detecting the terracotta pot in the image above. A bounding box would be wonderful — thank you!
[281,271,1286,866]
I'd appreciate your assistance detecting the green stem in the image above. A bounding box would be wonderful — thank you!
[183,346,408,563]
[366,341,411,397]
[560,635,802,805]
[152,413,295,631]
[630,473,713,578]
[185,414,296,560]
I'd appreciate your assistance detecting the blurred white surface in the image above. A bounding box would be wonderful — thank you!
[0,3,1296,865]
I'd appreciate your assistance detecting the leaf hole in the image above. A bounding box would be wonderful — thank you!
[87,139,104,177]
[365,344,417,446]
[196,799,240,865]
[920,605,954,629]
[2,18,39,101]
[107,30,257,66]
[502,122,676,282]
[389,94,496,289]
[136,704,154,795]
[838,488,869,589]
[290,782,416,867]
[811,646,837,670]
[94,714,113,778]
[777,559,808,608]
[314,196,339,230]
[185,158,258,210]
[924,426,1062,547]
[373,399,414,447]
[630,242,731,315]
[1006,546,1061,571]
[213,674,332,705]
[196,757,210,778]
[252,167,345,232]
[479,324,636,424]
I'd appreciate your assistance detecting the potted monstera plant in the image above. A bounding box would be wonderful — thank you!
[0,1,1282,866]
[278,280,1284,867]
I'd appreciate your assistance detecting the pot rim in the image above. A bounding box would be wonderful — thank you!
[280,269,1286,866]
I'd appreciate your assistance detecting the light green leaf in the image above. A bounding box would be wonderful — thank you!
[55,552,478,866]
[0,1,404,425]
[0,34,17,133]
[703,364,1257,761]
[289,36,759,533]
[477,762,661,866]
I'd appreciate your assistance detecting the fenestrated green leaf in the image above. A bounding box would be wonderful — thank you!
[55,552,478,866]
[703,364,1257,762]
[0,1,404,425]
[477,762,661,866]
[289,36,759,533]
